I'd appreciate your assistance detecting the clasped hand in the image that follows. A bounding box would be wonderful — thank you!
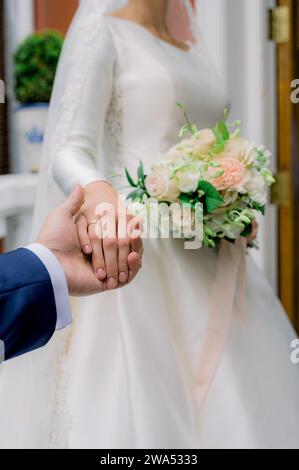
[38,183,143,296]
[75,181,143,290]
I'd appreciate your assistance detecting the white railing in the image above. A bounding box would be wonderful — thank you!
[0,174,37,250]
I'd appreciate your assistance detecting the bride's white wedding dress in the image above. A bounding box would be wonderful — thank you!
[1,14,299,449]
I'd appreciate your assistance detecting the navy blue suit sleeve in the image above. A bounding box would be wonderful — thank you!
[0,248,57,360]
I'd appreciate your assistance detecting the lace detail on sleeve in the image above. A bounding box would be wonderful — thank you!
[48,3,113,179]
[104,59,124,168]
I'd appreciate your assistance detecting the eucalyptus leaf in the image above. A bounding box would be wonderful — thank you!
[125,168,137,188]
[137,161,146,188]
[126,188,145,201]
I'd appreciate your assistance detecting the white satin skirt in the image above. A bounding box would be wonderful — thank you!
[0,239,299,449]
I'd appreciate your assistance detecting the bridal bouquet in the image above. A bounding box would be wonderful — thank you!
[125,105,275,248]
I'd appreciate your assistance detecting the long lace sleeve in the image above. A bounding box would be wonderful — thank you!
[52,23,116,195]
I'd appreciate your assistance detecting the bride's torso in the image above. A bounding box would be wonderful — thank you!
[102,17,229,181]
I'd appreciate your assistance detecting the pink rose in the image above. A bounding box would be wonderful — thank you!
[221,137,255,166]
[145,170,180,202]
[207,158,249,191]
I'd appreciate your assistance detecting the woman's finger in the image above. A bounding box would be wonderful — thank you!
[103,234,119,290]
[76,215,92,255]
[88,223,107,281]
[131,235,143,257]
[117,237,130,284]
[127,251,141,283]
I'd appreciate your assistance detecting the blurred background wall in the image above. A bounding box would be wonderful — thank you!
[198,0,278,290]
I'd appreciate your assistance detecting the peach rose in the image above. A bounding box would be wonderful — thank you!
[207,158,249,191]
[193,129,216,157]
[145,170,180,203]
[221,137,255,166]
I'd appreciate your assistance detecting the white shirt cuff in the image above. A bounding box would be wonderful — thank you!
[25,243,72,330]
[0,340,4,365]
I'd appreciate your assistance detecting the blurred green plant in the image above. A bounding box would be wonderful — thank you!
[14,30,64,104]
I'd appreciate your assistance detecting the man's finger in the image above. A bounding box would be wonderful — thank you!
[63,185,84,217]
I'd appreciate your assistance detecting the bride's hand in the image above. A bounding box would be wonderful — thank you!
[75,181,138,289]
[247,219,258,244]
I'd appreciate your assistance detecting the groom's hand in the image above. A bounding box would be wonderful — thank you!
[37,186,142,296]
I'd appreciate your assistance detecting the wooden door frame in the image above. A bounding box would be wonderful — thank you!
[277,0,299,331]
[0,0,9,175]
[293,0,299,331]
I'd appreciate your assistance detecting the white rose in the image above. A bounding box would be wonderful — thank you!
[145,170,180,203]
[171,205,195,238]
[244,172,267,204]
[192,129,216,158]
[220,190,239,207]
[176,171,200,193]
[166,139,193,163]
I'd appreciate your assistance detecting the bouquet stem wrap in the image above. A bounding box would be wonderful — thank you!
[195,238,247,408]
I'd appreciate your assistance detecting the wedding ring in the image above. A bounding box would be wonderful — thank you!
[88,219,100,227]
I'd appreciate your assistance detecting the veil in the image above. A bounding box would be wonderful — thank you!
[31,0,201,239]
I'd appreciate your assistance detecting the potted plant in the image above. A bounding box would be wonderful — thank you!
[14,30,64,172]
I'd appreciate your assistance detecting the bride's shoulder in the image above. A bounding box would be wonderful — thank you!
[75,13,117,59]
[75,11,114,41]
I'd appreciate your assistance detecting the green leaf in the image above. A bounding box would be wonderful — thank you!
[179,193,192,204]
[126,188,145,201]
[209,162,221,168]
[198,180,223,214]
[137,161,145,183]
[179,125,187,138]
[211,110,231,153]
[211,140,226,154]
[210,169,225,179]
[251,201,266,215]
[218,121,230,140]
[177,102,197,136]
[240,222,252,238]
[125,168,137,188]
